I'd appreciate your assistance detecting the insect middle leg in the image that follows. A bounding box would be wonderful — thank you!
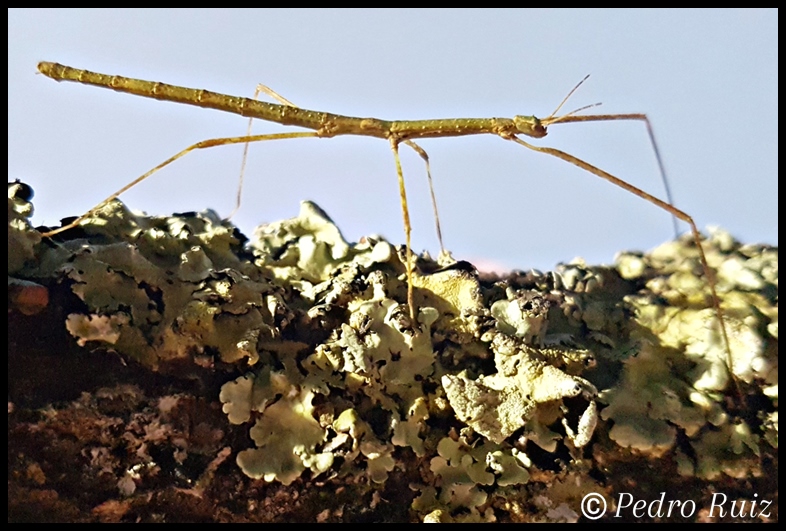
[237,84,447,256]
[237,85,447,328]
[389,137,417,325]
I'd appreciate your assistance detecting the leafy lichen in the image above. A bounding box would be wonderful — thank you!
[9,182,777,521]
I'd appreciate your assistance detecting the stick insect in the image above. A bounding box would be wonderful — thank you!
[35,61,734,378]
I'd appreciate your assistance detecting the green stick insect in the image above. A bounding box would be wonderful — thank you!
[35,61,734,376]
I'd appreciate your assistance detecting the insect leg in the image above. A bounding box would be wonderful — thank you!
[389,137,416,326]
[42,131,320,237]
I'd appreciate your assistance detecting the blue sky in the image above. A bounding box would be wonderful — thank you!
[9,9,777,272]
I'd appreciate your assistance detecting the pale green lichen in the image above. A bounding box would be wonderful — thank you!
[217,200,600,487]
[490,290,550,345]
[236,388,332,485]
[332,409,397,483]
[19,199,286,370]
[601,229,778,478]
[391,397,429,457]
[415,433,531,514]
[679,418,762,480]
[10,182,777,520]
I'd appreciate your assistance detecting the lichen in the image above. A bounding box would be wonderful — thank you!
[10,182,778,521]
[236,388,331,485]
[15,197,286,370]
[599,230,778,478]
[442,332,597,445]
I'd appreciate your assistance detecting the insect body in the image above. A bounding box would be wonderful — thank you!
[35,61,733,377]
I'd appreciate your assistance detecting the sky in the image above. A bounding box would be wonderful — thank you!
[9,9,777,273]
